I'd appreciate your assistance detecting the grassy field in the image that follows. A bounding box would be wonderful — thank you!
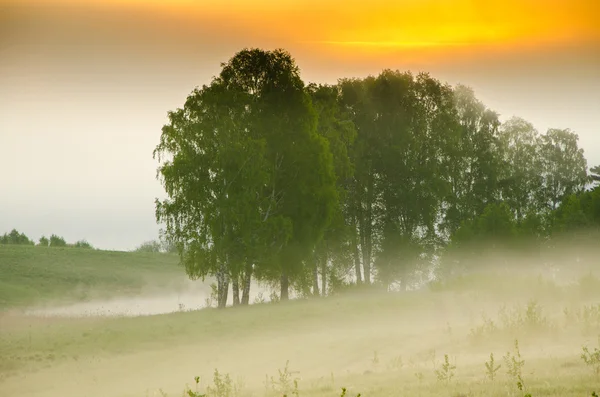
[0,246,599,397]
[0,245,181,310]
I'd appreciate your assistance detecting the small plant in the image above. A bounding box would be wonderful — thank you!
[269,290,280,303]
[205,369,237,397]
[371,350,380,366]
[414,371,424,383]
[435,354,456,383]
[204,283,219,308]
[186,375,206,397]
[445,322,453,337]
[340,387,361,397]
[270,360,300,396]
[469,314,498,341]
[387,355,404,371]
[425,348,437,367]
[253,292,266,304]
[504,339,526,392]
[517,379,532,397]
[498,301,549,333]
[577,305,600,334]
[484,353,501,381]
[581,336,600,376]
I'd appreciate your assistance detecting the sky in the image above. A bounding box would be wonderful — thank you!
[1,0,599,251]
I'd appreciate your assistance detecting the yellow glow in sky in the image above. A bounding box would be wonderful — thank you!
[9,0,600,52]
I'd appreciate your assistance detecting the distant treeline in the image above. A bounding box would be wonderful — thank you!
[133,237,178,254]
[154,48,600,308]
[0,229,93,249]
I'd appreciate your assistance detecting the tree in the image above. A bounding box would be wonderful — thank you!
[0,229,34,245]
[551,186,600,234]
[591,165,600,184]
[155,78,269,308]
[498,116,544,222]
[339,76,380,285]
[366,71,457,289]
[38,236,49,247]
[445,202,518,272]
[155,48,338,305]
[306,83,356,295]
[74,240,94,249]
[442,85,502,236]
[158,229,178,253]
[134,240,161,253]
[539,128,588,210]
[218,49,338,301]
[49,234,67,247]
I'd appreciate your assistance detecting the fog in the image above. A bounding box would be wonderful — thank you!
[1,247,599,397]
[21,277,274,318]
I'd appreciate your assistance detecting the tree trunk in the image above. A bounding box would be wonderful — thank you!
[361,229,371,285]
[217,262,230,309]
[312,252,320,297]
[241,263,252,305]
[321,254,327,296]
[280,271,289,301]
[363,178,373,285]
[352,217,363,284]
[232,275,240,306]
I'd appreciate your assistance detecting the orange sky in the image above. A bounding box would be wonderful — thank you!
[8,0,600,53]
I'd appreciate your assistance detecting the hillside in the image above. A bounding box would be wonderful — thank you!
[0,245,182,310]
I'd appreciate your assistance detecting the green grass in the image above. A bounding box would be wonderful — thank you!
[1,277,600,396]
[0,244,181,309]
[1,245,599,396]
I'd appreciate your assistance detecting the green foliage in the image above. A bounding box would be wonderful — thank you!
[267,361,300,396]
[435,354,456,383]
[339,387,361,397]
[446,202,518,269]
[155,48,338,305]
[38,236,49,247]
[150,46,596,300]
[540,128,589,209]
[206,369,243,397]
[74,240,93,249]
[484,353,501,381]
[591,165,600,184]
[581,336,600,377]
[498,116,544,221]
[443,84,502,235]
[469,300,551,342]
[0,229,35,245]
[184,370,244,397]
[134,240,162,253]
[504,339,527,392]
[49,234,67,247]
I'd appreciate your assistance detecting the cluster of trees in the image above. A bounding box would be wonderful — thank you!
[133,234,178,254]
[154,48,600,308]
[0,229,93,249]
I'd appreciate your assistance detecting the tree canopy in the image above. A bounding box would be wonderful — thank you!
[154,47,597,306]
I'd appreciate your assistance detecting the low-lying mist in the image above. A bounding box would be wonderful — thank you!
[1,246,599,397]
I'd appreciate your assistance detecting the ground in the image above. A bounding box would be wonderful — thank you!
[0,245,599,397]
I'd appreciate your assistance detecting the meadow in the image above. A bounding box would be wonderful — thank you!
[0,245,182,310]
[1,245,599,397]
